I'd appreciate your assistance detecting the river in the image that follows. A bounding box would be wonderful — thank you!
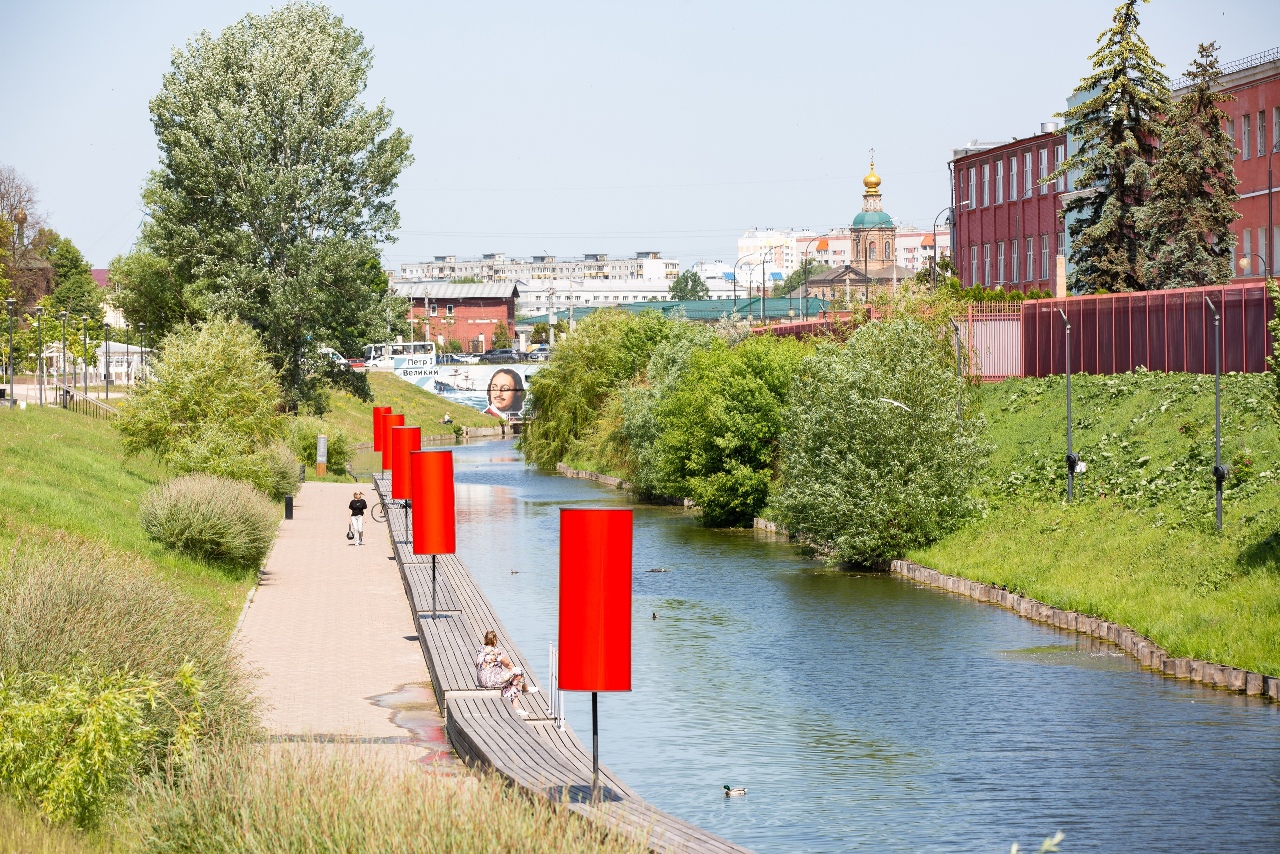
[449,440,1280,853]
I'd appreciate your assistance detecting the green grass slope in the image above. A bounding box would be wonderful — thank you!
[0,406,253,624]
[911,370,1280,675]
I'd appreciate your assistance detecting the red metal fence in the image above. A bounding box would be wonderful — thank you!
[1021,283,1275,377]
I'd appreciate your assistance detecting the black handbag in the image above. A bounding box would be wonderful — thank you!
[346,525,355,541]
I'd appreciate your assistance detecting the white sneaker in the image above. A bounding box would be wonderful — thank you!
[516,708,529,717]
[525,685,540,694]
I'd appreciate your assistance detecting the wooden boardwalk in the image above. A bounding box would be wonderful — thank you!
[374,476,754,854]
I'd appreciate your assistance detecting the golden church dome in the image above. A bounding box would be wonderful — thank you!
[863,161,881,194]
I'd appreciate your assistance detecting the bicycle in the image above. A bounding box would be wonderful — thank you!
[371,500,388,523]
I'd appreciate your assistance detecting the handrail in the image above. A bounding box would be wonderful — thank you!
[49,381,120,420]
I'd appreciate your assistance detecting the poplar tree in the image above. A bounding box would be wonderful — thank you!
[1051,0,1168,293]
[138,3,413,411]
[1138,43,1240,288]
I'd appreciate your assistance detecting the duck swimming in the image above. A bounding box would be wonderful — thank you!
[723,785,747,797]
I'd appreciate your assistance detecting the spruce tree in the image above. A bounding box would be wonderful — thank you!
[1051,0,1169,293]
[1138,43,1239,288]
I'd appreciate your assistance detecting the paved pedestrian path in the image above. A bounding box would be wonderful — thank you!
[235,482,452,764]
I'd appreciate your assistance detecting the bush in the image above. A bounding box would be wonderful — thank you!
[625,332,808,526]
[140,475,280,567]
[287,417,352,474]
[770,318,990,565]
[124,745,649,854]
[116,318,289,492]
[520,309,674,469]
[0,532,256,827]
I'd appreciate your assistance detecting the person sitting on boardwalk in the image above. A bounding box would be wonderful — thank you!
[475,630,538,715]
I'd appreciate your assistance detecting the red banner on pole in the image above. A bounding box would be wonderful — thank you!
[380,413,403,471]
[390,425,421,500]
[558,508,632,692]
[410,450,456,555]
[372,406,392,452]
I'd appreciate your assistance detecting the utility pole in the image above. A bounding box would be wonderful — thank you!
[1059,308,1077,501]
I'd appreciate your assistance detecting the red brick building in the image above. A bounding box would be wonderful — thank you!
[950,126,1068,294]
[394,281,518,353]
[1206,48,1280,281]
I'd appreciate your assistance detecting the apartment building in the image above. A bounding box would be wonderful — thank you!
[399,252,680,284]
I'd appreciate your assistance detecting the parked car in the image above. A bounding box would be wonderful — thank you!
[480,348,519,363]
[524,345,552,362]
[346,358,367,369]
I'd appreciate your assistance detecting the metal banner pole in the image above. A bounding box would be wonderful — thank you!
[1206,296,1224,531]
[1059,308,1075,501]
[592,691,599,800]
[431,553,437,617]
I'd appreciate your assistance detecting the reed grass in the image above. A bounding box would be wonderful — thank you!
[0,798,105,854]
[139,474,280,567]
[122,745,649,854]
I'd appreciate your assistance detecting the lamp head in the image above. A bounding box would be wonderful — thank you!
[58,310,67,320]
[35,305,43,316]
[1238,256,1250,271]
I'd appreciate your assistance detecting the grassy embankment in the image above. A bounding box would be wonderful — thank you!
[0,405,251,623]
[911,370,1280,675]
[307,371,502,480]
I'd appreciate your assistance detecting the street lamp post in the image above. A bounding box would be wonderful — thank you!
[35,306,44,406]
[81,316,89,399]
[104,323,112,401]
[5,299,15,408]
[138,323,146,375]
[732,252,762,318]
[932,206,954,291]
[1239,253,1269,279]
[1205,295,1225,531]
[124,323,131,386]
[59,311,67,391]
[948,317,963,421]
[1058,308,1077,501]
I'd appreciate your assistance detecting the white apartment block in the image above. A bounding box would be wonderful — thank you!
[688,260,739,299]
[735,228,819,278]
[400,252,680,284]
[513,277,674,315]
[894,226,952,274]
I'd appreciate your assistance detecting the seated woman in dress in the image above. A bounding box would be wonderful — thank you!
[475,629,538,715]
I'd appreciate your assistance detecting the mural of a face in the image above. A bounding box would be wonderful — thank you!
[487,368,525,415]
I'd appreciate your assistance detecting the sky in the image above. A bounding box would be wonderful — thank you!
[3,0,1278,272]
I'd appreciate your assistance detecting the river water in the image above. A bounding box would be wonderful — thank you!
[449,440,1280,853]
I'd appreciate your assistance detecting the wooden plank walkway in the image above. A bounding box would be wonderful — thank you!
[374,476,754,854]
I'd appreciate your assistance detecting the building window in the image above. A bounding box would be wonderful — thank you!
[1009,157,1017,200]
[982,163,990,207]
[446,303,454,316]
[869,242,877,261]
[1039,149,1049,194]
[996,159,1004,204]
[1259,111,1267,158]
[970,245,978,286]
[1026,237,1035,282]
[1023,153,1032,198]
[1243,114,1251,160]
[1057,232,1066,258]
[1227,117,1235,150]
[1274,107,1280,153]
[1241,229,1251,275]
[1055,144,1066,191]
[1041,235,1050,278]
[997,242,1006,284]
[983,244,991,287]
[884,240,891,260]
[1010,241,1019,284]
[1260,227,1268,273]
[967,167,976,209]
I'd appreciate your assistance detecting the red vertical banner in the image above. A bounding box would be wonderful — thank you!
[372,406,392,452]
[558,508,632,692]
[380,413,404,471]
[390,425,421,500]
[410,450,456,555]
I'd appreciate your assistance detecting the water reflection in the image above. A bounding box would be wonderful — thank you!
[450,440,1280,853]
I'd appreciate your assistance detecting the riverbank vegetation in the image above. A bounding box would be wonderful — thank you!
[523,303,984,541]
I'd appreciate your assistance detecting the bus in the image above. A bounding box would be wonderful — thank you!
[363,341,436,370]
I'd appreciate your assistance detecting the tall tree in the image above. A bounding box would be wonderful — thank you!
[139,3,413,410]
[669,269,709,301]
[1137,43,1240,288]
[1051,0,1169,293]
[779,259,830,297]
[32,229,104,321]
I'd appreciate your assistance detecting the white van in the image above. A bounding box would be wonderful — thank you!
[363,341,436,370]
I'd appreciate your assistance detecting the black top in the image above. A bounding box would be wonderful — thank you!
[349,498,367,517]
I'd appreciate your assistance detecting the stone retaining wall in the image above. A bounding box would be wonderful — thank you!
[892,559,1280,701]
[555,462,631,490]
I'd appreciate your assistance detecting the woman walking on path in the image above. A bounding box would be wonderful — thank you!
[348,491,367,545]
[475,630,538,715]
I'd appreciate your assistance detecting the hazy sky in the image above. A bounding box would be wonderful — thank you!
[3,0,1277,271]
